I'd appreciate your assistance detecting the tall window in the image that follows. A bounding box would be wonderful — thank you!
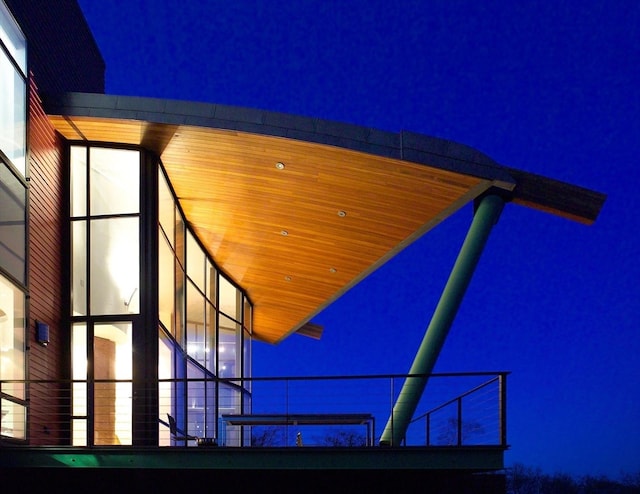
[0,1,26,442]
[69,145,140,446]
[157,165,253,446]
[70,146,140,316]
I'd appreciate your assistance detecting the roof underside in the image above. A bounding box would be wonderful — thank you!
[45,93,606,344]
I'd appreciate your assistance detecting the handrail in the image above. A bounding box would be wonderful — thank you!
[411,374,504,422]
[1,371,508,448]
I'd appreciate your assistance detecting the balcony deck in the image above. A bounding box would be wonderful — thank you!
[1,371,508,490]
[0,443,505,470]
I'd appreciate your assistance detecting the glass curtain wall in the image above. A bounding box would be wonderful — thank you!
[0,1,26,442]
[67,143,253,447]
[157,166,252,447]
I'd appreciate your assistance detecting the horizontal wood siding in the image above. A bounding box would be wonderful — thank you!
[27,75,68,445]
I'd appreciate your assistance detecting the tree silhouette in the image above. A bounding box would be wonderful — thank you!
[251,426,285,447]
[506,463,640,494]
[315,430,367,447]
[436,416,485,445]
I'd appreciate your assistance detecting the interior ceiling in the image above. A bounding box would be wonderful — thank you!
[48,115,501,343]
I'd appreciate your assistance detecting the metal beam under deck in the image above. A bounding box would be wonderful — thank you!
[0,446,505,471]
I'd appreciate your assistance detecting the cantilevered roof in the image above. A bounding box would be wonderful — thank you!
[44,93,606,344]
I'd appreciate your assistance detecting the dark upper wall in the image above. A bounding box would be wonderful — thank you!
[5,0,104,94]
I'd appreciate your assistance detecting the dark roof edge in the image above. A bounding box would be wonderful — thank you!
[506,168,607,225]
[43,92,606,223]
[43,92,515,184]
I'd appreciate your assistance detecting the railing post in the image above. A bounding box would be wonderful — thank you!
[499,372,507,447]
[285,378,289,447]
[426,413,431,445]
[389,376,395,445]
[457,397,463,446]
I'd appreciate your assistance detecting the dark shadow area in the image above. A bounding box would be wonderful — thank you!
[1,468,506,493]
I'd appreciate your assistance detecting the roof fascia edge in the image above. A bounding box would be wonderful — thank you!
[43,92,516,187]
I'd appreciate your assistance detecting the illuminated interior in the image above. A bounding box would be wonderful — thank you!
[69,144,253,446]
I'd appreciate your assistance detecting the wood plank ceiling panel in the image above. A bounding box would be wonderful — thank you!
[48,116,490,343]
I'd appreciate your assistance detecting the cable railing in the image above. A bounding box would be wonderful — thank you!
[412,374,507,447]
[0,371,508,449]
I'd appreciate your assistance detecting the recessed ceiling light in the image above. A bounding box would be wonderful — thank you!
[329,267,337,273]
[284,275,292,281]
[337,210,346,217]
[281,230,288,236]
[276,162,285,169]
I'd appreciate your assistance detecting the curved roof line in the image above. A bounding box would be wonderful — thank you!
[43,92,606,343]
[44,92,606,224]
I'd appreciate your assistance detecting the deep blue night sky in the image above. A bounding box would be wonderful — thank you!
[77,0,639,478]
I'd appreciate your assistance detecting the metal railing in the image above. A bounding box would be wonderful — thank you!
[415,374,507,447]
[1,371,508,448]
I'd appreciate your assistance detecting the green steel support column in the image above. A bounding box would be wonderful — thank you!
[379,193,505,446]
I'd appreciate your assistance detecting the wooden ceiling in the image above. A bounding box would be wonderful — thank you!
[48,115,496,343]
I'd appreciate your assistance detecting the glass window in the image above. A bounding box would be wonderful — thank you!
[0,397,25,439]
[243,297,251,381]
[158,169,174,248]
[0,274,25,400]
[174,209,186,346]
[206,259,216,305]
[72,419,87,446]
[187,360,204,439]
[219,382,241,446]
[219,314,239,378]
[71,220,87,316]
[219,275,240,320]
[71,146,141,317]
[186,280,205,365]
[205,299,215,374]
[90,217,139,315]
[175,206,185,266]
[0,2,26,176]
[186,230,205,292]
[89,148,140,216]
[94,322,132,446]
[0,164,25,283]
[174,262,185,347]
[171,348,187,446]
[0,1,26,73]
[0,51,25,176]
[158,233,175,334]
[158,328,174,446]
[243,297,252,332]
[71,323,87,446]
[70,146,87,217]
[204,376,216,440]
[243,327,251,382]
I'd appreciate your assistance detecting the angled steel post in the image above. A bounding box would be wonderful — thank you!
[379,193,505,446]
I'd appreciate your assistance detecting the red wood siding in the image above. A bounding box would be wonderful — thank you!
[27,74,67,445]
